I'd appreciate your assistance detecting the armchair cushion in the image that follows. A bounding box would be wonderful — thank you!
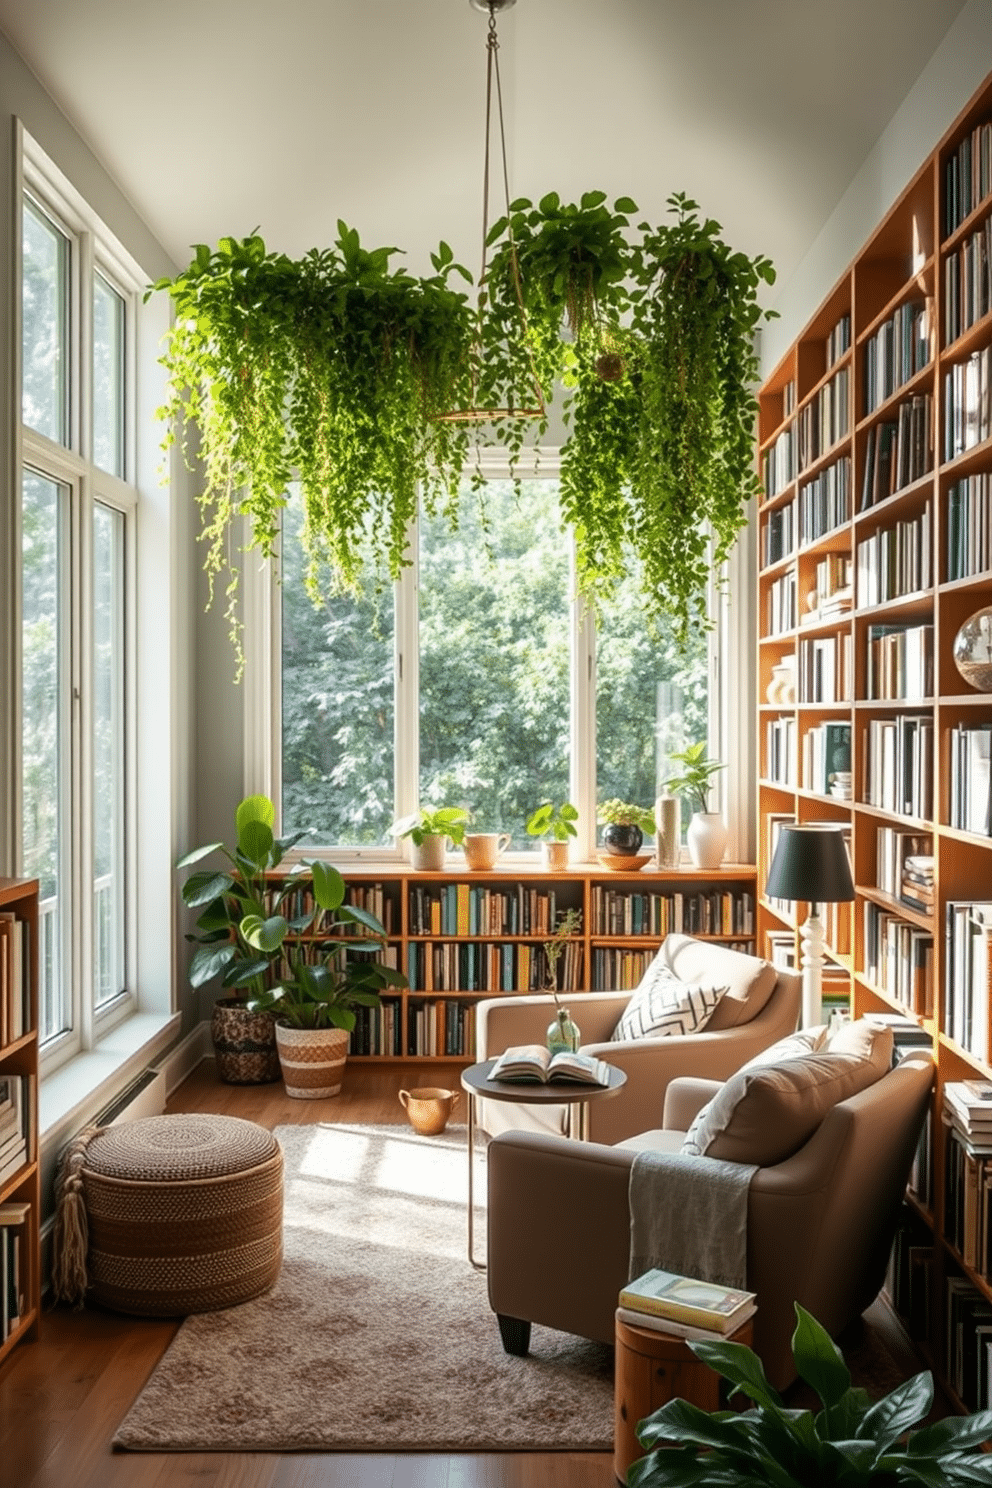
[739,1025,829,1069]
[660,935,778,1031]
[681,1026,894,1166]
[611,959,725,1042]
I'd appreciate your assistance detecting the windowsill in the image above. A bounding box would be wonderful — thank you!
[39,1010,182,1147]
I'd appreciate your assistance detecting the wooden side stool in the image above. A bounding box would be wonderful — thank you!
[613,1311,755,1482]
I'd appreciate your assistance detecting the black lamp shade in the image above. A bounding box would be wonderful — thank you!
[765,824,855,904]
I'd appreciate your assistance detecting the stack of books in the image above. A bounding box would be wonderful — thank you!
[902,855,934,914]
[944,1083,992,1283]
[617,1268,756,1340]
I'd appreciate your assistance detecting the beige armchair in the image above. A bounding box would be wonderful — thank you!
[475,934,801,1145]
[485,1049,934,1389]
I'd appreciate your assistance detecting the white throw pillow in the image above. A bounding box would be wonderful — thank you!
[612,958,725,1042]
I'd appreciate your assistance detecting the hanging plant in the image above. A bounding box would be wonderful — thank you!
[484,190,776,643]
[149,225,477,667]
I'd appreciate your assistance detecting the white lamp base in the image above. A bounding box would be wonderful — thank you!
[799,907,825,1028]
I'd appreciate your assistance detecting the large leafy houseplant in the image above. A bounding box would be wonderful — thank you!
[630,1304,992,1487]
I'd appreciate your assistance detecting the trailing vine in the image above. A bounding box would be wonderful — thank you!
[152,193,774,662]
[150,226,477,667]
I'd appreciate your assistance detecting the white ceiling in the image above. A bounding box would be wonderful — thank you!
[0,0,972,300]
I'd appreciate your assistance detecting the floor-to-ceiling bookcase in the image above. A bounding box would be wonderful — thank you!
[0,877,40,1367]
[757,68,992,1411]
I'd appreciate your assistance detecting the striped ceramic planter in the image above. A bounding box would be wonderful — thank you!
[274,1021,349,1099]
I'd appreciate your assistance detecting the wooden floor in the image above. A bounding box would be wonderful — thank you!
[0,1060,927,1488]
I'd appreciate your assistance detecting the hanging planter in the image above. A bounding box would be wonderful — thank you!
[150,226,478,669]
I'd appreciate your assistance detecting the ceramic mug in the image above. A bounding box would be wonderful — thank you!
[463,832,511,870]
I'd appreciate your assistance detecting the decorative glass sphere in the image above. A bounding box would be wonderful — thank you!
[953,606,992,692]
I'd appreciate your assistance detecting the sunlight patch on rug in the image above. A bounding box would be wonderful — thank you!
[113,1123,614,1453]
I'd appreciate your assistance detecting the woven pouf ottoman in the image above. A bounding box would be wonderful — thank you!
[53,1113,283,1316]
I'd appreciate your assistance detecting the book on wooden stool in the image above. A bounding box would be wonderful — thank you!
[618,1267,756,1334]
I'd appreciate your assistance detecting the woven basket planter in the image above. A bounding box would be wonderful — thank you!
[275,1022,349,1099]
[53,1114,284,1316]
[210,997,281,1084]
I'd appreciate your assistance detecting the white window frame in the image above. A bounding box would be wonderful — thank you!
[15,129,142,1076]
[245,447,752,865]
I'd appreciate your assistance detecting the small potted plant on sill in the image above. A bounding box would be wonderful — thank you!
[391,806,471,871]
[630,1303,992,1487]
[247,861,407,1099]
[596,800,657,860]
[525,800,579,871]
[178,793,312,1084]
[663,742,727,869]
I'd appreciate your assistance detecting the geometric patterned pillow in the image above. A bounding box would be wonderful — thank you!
[611,958,726,1042]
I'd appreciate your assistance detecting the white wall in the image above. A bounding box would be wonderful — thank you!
[763,0,992,371]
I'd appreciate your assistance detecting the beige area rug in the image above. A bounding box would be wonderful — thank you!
[113,1122,614,1453]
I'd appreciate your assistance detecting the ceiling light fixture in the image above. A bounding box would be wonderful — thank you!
[436,0,545,423]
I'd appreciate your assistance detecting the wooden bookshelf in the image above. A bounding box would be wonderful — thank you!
[296,862,757,1061]
[756,67,992,1411]
[0,877,40,1365]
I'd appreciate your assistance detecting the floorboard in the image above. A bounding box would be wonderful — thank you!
[0,1059,927,1488]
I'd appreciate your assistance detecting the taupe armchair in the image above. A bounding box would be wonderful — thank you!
[486,1050,934,1388]
[475,935,801,1145]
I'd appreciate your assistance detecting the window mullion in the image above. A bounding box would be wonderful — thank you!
[570,544,596,863]
[394,512,420,855]
[75,476,95,1050]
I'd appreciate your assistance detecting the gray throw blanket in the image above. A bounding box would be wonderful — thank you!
[629,1150,757,1288]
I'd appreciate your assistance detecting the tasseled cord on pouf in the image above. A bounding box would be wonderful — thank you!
[51,1126,102,1308]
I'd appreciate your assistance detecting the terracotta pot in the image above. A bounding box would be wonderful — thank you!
[274,1022,350,1099]
[210,998,280,1084]
[543,840,570,872]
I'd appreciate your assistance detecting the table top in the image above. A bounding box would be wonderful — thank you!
[461,1057,627,1105]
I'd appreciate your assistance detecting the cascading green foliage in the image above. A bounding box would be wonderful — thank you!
[152,192,775,660]
[150,226,477,667]
[485,190,776,644]
[629,1304,992,1487]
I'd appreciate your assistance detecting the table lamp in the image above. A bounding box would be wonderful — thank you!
[764,823,855,1028]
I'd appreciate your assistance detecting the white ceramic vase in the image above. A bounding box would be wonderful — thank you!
[412,834,446,871]
[686,812,727,869]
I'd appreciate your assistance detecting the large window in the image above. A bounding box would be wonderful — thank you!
[18,166,137,1064]
[278,469,711,857]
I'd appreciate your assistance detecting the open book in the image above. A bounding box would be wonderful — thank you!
[488,1045,611,1086]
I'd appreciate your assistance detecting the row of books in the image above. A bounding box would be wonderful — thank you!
[863,714,934,821]
[945,119,992,236]
[944,213,992,344]
[802,554,852,624]
[947,1273,992,1411]
[825,311,851,371]
[798,632,852,704]
[949,724,992,838]
[886,1203,932,1343]
[944,902,992,1064]
[266,883,397,937]
[764,716,796,788]
[591,943,759,992]
[408,884,565,938]
[407,999,477,1058]
[946,474,992,582]
[875,827,933,914]
[591,888,755,938]
[798,455,851,545]
[761,501,794,566]
[855,501,932,608]
[801,721,851,799]
[865,622,933,701]
[943,346,992,460]
[859,395,933,512]
[863,300,931,415]
[0,1079,31,1189]
[350,999,403,1056]
[405,940,581,995]
[762,424,795,499]
[797,365,850,469]
[0,1205,28,1344]
[862,903,933,1016]
[767,565,797,636]
[0,913,29,1048]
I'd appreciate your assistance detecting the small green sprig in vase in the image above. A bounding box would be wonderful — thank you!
[543,907,583,1053]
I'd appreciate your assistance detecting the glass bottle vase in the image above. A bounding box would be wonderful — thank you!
[546,1007,581,1055]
